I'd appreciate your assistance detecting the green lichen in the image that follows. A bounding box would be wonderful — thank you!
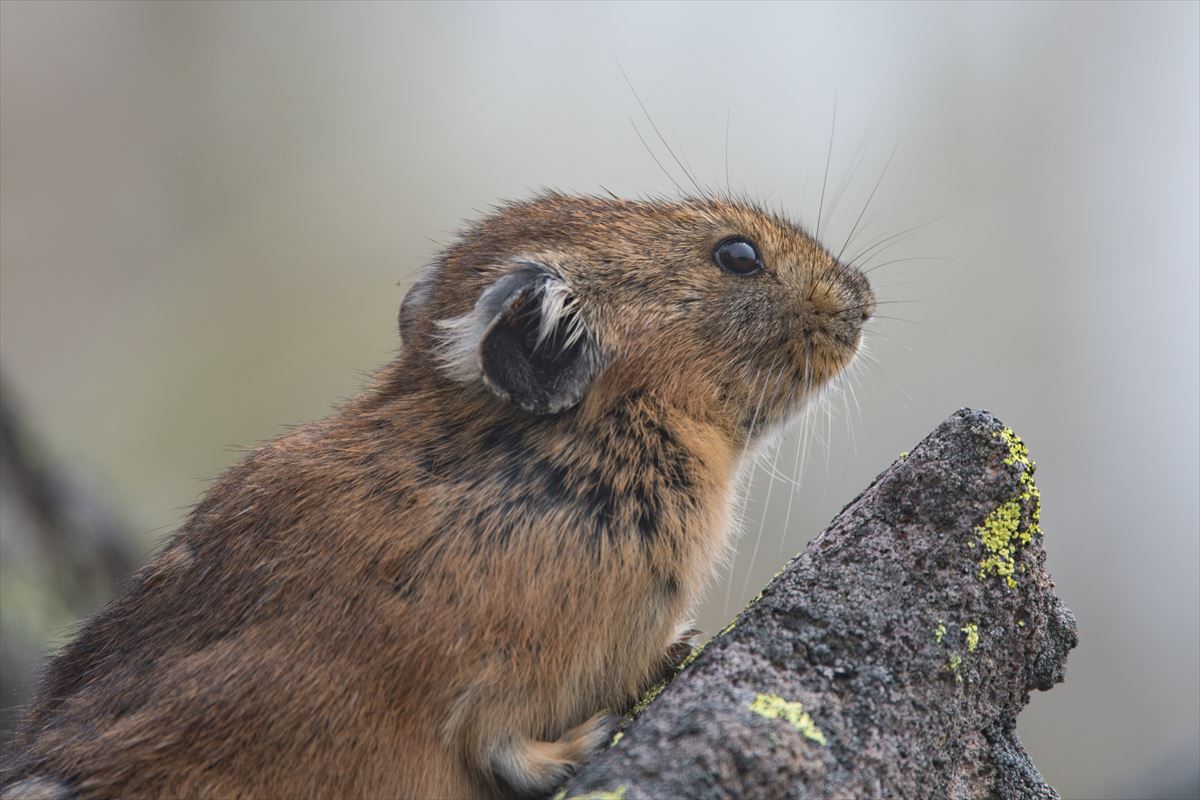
[973,427,1042,588]
[747,693,827,745]
[621,632,710,728]
[899,451,910,459]
[934,621,947,643]
[627,678,667,719]
[609,730,624,747]
[998,426,1043,538]
[676,637,709,671]
[997,426,1031,468]
[564,786,629,800]
[975,499,1026,587]
[714,561,791,643]
[741,562,792,616]
[946,653,963,683]
[962,622,979,652]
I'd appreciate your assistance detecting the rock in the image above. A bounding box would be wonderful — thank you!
[558,409,1077,800]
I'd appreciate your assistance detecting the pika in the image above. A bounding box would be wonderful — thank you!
[1,193,873,799]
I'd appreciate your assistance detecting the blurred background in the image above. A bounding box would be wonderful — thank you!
[1,1,1196,796]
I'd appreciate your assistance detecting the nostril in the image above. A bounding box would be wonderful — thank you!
[860,296,877,322]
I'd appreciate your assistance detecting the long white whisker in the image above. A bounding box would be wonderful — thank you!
[777,352,812,559]
[825,126,872,242]
[815,93,837,241]
[850,217,945,269]
[616,58,709,199]
[722,363,775,616]
[837,141,899,264]
[738,361,789,601]
[739,436,784,601]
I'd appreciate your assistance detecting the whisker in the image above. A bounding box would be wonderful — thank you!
[777,416,807,559]
[616,57,709,199]
[825,126,873,242]
[870,298,940,307]
[777,351,817,560]
[723,362,775,615]
[871,314,946,331]
[848,217,945,268]
[738,360,790,601]
[724,109,732,196]
[739,434,784,601]
[860,328,913,350]
[854,344,914,404]
[815,93,838,242]
[630,119,684,195]
[864,256,955,275]
[847,356,867,433]
[869,277,932,292]
[837,141,899,264]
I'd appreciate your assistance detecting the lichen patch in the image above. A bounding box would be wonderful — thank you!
[562,786,629,800]
[747,692,827,745]
[973,428,1042,588]
[962,622,979,652]
[627,679,667,719]
[946,653,964,683]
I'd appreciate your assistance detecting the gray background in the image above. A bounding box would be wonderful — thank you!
[2,2,1197,797]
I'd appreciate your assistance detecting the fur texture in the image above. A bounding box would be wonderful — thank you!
[1,193,874,799]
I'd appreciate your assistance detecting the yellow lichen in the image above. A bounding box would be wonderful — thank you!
[935,621,947,643]
[565,786,629,800]
[997,426,1030,467]
[997,426,1043,539]
[899,451,910,459]
[973,428,1043,588]
[962,622,979,652]
[627,679,667,719]
[623,630,711,724]
[946,653,964,683]
[676,638,709,671]
[747,693,827,745]
[609,731,624,747]
[975,499,1026,587]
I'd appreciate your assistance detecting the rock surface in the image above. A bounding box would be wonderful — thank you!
[557,408,1077,800]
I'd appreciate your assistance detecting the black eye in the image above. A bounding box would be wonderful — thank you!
[713,237,764,276]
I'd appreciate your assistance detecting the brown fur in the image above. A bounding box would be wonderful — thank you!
[1,193,874,799]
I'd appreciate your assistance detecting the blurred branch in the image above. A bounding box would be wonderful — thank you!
[0,372,138,743]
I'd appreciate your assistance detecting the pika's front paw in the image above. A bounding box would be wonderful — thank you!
[488,712,616,799]
[665,624,704,668]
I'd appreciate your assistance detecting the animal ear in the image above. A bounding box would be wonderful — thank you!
[398,262,441,345]
[438,262,601,414]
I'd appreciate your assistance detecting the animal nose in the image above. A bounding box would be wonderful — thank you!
[860,293,876,322]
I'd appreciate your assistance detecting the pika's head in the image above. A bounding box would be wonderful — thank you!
[401,193,874,437]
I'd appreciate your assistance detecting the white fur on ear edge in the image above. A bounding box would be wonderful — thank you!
[433,258,586,384]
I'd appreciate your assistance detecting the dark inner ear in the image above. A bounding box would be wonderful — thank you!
[479,279,598,415]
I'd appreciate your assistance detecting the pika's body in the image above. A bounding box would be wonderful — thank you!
[1,194,874,799]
